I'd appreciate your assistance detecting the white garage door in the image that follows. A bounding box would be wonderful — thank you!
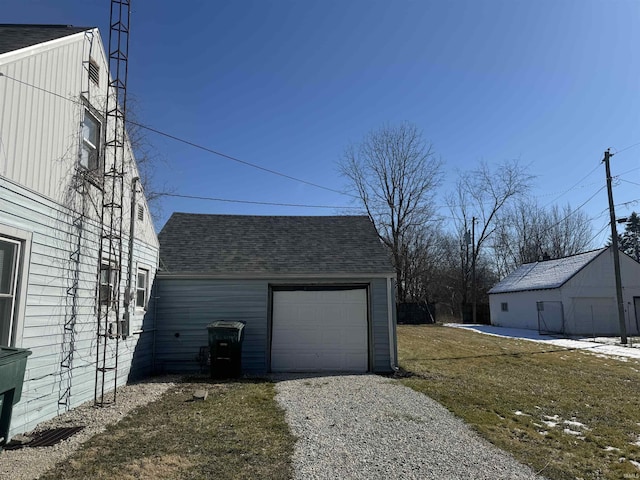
[271,288,368,372]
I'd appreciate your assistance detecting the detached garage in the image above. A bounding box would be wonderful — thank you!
[488,246,640,336]
[153,214,397,374]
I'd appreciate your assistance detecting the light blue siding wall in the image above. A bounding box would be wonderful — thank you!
[370,277,392,372]
[2,178,158,437]
[153,279,269,374]
[153,277,394,374]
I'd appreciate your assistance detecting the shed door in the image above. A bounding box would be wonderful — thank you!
[572,297,617,335]
[271,288,368,372]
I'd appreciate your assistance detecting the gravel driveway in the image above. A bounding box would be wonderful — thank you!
[275,374,543,480]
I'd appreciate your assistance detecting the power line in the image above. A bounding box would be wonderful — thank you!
[162,192,360,209]
[613,141,640,155]
[127,120,355,198]
[0,73,354,198]
[541,161,601,208]
[619,179,640,187]
[586,220,612,247]
[537,185,606,237]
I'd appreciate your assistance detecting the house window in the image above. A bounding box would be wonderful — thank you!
[80,109,101,171]
[99,262,118,306]
[0,237,21,347]
[501,302,509,312]
[136,268,149,309]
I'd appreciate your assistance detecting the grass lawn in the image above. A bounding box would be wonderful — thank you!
[39,378,295,480]
[398,324,640,480]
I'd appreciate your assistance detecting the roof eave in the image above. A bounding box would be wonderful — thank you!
[156,271,396,280]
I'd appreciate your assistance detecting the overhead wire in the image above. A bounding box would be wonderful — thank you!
[162,192,359,209]
[0,73,355,199]
[126,119,356,198]
[541,161,601,208]
[612,141,640,156]
[3,72,635,216]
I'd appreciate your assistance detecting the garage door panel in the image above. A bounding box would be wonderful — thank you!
[271,289,368,372]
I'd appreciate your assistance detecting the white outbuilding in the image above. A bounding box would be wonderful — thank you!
[488,247,640,336]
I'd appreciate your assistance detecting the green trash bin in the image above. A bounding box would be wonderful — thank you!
[0,346,32,448]
[207,321,245,379]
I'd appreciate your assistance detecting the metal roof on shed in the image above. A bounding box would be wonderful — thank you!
[488,248,607,294]
[158,213,394,276]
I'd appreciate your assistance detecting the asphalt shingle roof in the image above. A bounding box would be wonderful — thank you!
[0,24,91,55]
[158,213,394,276]
[488,248,607,294]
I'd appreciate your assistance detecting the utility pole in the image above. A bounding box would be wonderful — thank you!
[472,217,477,324]
[603,148,628,344]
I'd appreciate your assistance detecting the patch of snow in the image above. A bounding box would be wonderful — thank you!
[542,421,558,428]
[632,436,640,447]
[445,324,640,361]
[631,460,640,471]
[538,430,548,436]
[563,428,583,436]
[514,410,529,416]
[603,446,621,452]
[544,415,560,421]
[564,420,589,430]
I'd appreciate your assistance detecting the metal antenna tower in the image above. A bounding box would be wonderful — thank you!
[95,0,131,406]
[60,30,97,412]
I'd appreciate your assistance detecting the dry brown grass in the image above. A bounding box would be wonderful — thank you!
[40,378,294,480]
[398,324,640,480]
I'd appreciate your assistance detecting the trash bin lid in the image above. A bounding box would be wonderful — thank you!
[0,346,32,366]
[207,321,245,330]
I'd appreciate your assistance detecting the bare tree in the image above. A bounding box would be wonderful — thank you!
[125,98,174,226]
[493,200,594,277]
[339,123,444,302]
[447,159,534,306]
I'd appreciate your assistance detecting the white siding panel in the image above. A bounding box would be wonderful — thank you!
[0,37,83,198]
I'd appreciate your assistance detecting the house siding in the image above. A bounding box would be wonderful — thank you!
[0,31,107,201]
[2,177,159,437]
[152,277,394,375]
[1,27,159,438]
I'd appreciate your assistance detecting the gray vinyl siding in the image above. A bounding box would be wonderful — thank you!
[369,277,392,372]
[152,279,269,374]
[153,276,394,375]
[2,178,159,438]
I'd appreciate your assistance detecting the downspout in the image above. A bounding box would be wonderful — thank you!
[123,177,139,339]
[387,276,398,371]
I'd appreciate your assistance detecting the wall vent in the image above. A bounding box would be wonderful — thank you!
[88,59,100,85]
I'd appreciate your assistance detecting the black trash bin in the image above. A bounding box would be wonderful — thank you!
[0,346,32,449]
[207,321,245,378]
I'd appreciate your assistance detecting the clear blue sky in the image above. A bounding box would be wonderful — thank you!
[4,0,640,244]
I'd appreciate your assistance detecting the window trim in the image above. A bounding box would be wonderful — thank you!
[80,108,101,171]
[135,266,149,310]
[99,260,119,307]
[0,224,32,348]
[501,302,509,312]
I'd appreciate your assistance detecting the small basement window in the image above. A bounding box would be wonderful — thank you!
[501,302,508,312]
